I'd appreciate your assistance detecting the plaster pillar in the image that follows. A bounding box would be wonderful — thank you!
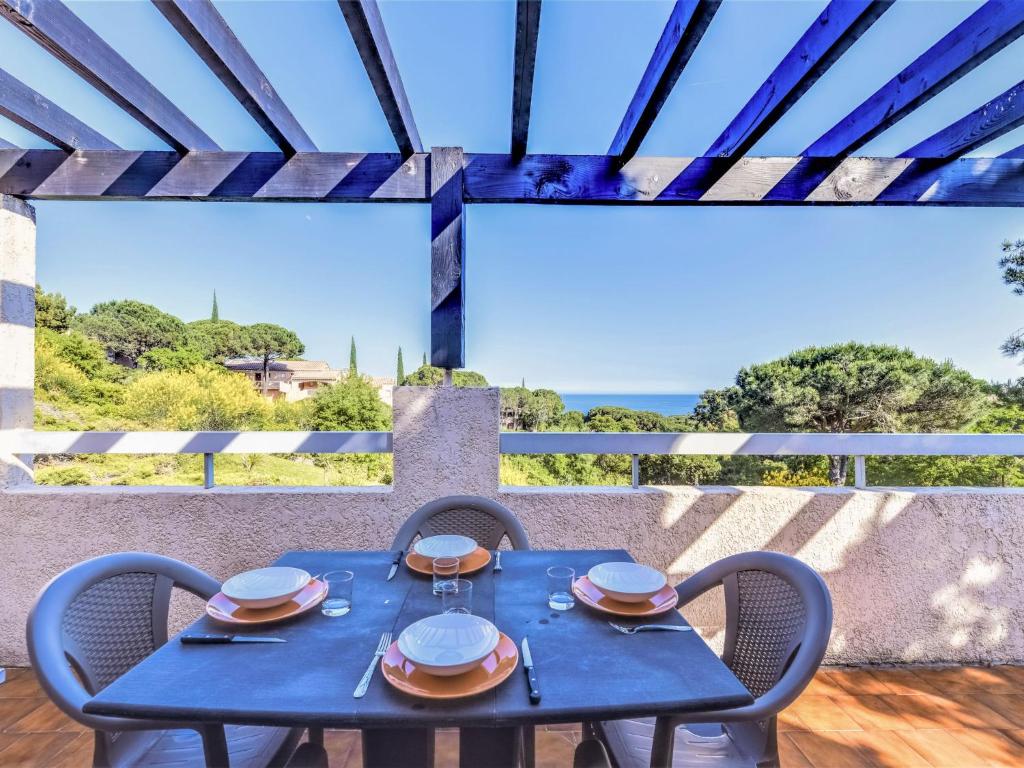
[0,195,35,487]
[391,386,500,505]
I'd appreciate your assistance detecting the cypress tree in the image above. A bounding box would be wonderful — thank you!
[349,336,358,375]
[397,347,405,384]
[211,290,219,322]
[422,352,427,367]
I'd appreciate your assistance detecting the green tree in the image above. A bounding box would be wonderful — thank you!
[185,320,252,361]
[403,365,488,388]
[500,387,564,431]
[75,300,186,366]
[138,346,208,371]
[307,374,390,431]
[422,352,427,367]
[244,323,304,396]
[349,336,358,376]
[35,285,76,332]
[732,343,986,485]
[397,347,405,384]
[211,290,219,322]
[999,239,1024,357]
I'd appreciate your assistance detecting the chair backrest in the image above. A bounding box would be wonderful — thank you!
[677,551,832,716]
[26,552,220,733]
[391,495,531,551]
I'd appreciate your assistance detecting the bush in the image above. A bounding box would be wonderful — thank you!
[307,374,391,431]
[37,467,91,486]
[124,367,268,430]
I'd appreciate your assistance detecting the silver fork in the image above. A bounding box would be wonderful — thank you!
[353,632,392,698]
[608,622,692,635]
[493,551,502,573]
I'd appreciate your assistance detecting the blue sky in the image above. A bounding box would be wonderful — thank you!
[3,0,1024,392]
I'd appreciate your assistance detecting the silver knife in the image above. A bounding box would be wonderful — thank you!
[387,550,403,581]
[521,637,541,704]
[181,633,285,644]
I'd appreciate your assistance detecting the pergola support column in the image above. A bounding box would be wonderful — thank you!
[430,146,466,370]
[0,194,34,487]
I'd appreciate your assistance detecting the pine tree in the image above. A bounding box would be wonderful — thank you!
[422,352,427,367]
[397,347,405,384]
[349,336,358,376]
[211,291,219,322]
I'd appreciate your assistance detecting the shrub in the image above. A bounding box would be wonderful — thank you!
[124,367,268,430]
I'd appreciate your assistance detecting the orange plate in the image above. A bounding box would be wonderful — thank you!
[573,576,679,617]
[405,547,492,577]
[381,632,518,700]
[207,579,326,625]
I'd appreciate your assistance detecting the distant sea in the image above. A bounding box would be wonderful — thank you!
[558,393,700,416]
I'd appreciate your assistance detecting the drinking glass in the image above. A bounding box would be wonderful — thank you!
[547,566,575,611]
[433,556,460,595]
[441,579,473,614]
[321,570,354,616]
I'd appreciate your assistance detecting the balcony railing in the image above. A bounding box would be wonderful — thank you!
[499,432,1024,488]
[3,429,1024,489]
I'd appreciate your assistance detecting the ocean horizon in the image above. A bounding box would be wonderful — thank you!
[558,393,699,416]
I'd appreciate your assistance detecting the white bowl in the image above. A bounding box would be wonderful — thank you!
[221,567,311,610]
[397,614,500,677]
[588,562,667,604]
[413,534,477,560]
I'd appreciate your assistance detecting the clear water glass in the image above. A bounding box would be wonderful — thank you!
[441,579,473,614]
[547,566,575,611]
[433,556,460,595]
[321,570,354,617]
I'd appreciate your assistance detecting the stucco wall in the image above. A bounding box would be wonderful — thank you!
[1,387,1022,666]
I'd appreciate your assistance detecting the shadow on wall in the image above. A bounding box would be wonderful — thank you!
[501,486,1023,664]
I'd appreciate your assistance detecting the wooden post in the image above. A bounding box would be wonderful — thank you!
[430,147,465,369]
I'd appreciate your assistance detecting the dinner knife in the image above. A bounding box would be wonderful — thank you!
[521,637,541,704]
[181,633,286,644]
[387,550,403,581]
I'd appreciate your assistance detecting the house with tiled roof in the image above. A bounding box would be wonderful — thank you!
[223,358,340,402]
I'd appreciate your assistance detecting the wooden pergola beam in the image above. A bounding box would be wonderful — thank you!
[430,147,465,368]
[511,0,541,159]
[804,0,1024,158]
[0,66,118,150]
[608,0,721,162]
[2,149,1023,206]
[338,0,421,156]
[152,0,316,155]
[707,1,891,161]
[0,0,219,153]
[901,80,1024,159]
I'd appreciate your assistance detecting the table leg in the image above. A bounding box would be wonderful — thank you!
[460,726,519,768]
[362,727,434,768]
[200,724,230,767]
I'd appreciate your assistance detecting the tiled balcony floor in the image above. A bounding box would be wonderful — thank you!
[4,665,1024,766]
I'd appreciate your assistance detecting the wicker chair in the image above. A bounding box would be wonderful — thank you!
[27,552,307,768]
[594,552,833,768]
[391,495,531,551]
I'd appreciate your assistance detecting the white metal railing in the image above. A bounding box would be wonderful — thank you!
[0,430,392,488]
[499,432,1024,488]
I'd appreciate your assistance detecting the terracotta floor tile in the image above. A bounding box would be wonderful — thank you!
[0,732,79,767]
[788,695,863,731]
[881,695,964,730]
[48,732,93,768]
[787,731,873,768]
[870,668,944,696]
[911,667,999,695]
[778,733,814,767]
[5,699,86,733]
[831,694,915,731]
[941,694,1019,730]
[826,668,893,696]
[0,671,42,699]
[840,730,931,767]
[779,705,810,732]
[804,670,847,697]
[895,729,989,767]
[543,722,581,732]
[964,694,1024,729]
[435,729,459,766]
[534,729,577,768]
[991,666,1024,691]
[324,730,359,767]
[947,729,1024,767]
